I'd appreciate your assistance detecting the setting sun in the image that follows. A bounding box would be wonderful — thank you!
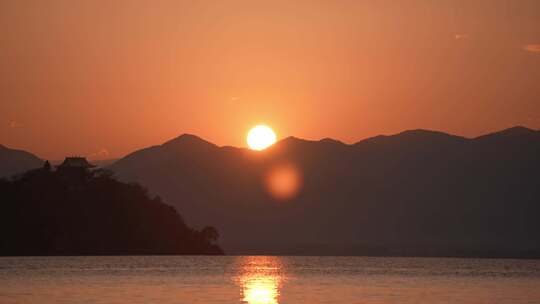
[247,125,277,151]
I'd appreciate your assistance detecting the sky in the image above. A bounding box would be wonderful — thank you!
[1,0,540,160]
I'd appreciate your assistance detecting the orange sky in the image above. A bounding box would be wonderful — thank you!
[1,0,540,160]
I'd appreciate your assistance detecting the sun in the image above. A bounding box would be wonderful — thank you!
[247,125,277,151]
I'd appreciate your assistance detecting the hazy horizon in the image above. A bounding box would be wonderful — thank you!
[1,125,538,161]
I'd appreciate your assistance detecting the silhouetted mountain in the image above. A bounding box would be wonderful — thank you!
[0,165,223,256]
[476,126,536,139]
[0,144,43,178]
[109,127,540,258]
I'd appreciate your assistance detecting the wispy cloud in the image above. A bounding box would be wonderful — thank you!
[89,148,110,160]
[454,33,469,40]
[524,44,540,53]
[7,120,23,128]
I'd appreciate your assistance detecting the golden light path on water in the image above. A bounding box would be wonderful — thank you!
[237,256,284,304]
[1,256,540,303]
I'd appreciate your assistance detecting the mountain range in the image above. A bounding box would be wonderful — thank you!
[108,127,540,257]
[0,144,43,178]
[2,127,539,257]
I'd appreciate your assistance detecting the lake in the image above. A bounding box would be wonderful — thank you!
[1,256,539,303]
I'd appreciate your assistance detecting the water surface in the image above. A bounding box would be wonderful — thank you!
[1,256,539,303]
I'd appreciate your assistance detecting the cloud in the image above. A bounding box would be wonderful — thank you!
[524,44,540,53]
[7,120,23,128]
[454,34,469,40]
[89,148,110,160]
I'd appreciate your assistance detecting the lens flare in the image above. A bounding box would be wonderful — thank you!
[265,163,302,200]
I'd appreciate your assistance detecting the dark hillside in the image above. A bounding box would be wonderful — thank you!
[0,165,223,256]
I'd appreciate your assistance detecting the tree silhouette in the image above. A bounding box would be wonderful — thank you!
[201,226,220,243]
[43,160,51,172]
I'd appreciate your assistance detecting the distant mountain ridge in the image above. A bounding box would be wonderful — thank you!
[109,126,540,258]
[0,144,119,178]
[2,127,538,257]
[0,144,43,178]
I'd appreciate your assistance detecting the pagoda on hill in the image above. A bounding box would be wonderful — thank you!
[57,157,95,173]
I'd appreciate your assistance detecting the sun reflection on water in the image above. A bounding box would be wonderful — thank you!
[237,256,284,304]
[242,276,279,304]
